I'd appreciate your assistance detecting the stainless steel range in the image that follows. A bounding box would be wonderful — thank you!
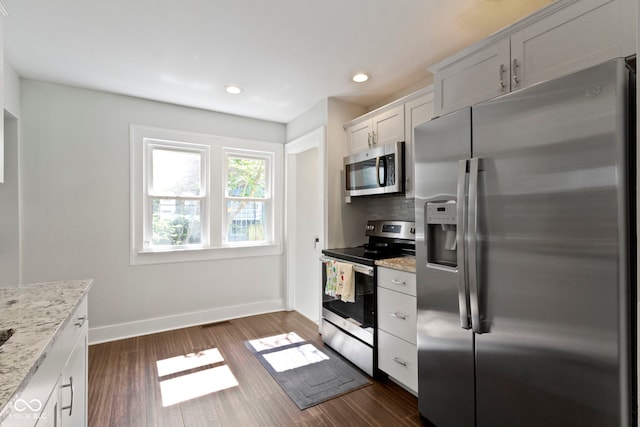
[320,220,415,375]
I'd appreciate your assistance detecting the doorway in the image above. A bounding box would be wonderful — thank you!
[285,127,325,325]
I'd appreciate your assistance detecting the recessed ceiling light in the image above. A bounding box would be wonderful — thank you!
[352,73,369,83]
[225,85,243,94]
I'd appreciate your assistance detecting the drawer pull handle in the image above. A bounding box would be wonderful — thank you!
[391,312,408,320]
[75,315,88,328]
[391,279,406,286]
[61,376,74,416]
[392,356,408,367]
[512,58,520,87]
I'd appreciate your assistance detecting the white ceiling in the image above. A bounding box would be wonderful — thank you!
[2,0,553,123]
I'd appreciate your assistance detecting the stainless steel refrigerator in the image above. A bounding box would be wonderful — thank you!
[414,58,636,427]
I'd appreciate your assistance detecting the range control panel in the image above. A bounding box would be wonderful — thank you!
[426,202,456,225]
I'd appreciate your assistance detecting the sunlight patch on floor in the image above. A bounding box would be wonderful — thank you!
[247,332,305,352]
[156,347,225,377]
[262,343,329,373]
[159,365,239,407]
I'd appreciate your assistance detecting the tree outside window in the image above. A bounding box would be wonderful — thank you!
[225,155,270,243]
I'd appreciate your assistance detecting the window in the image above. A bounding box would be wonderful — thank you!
[130,125,282,265]
[224,152,271,244]
[146,143,208,249]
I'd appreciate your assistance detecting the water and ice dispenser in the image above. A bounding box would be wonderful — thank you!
[426,201,457,268]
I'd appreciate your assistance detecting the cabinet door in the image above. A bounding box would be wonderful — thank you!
[346,119,372,154]
[35,383,59,427]
[404,91,434,198]
[59,331,87,427]
[372,106,404,146]
[434,38,511,116]
[510,0,634,90]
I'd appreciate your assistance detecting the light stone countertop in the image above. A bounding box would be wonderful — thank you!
[0,279,93,420]
[376,256,416,273]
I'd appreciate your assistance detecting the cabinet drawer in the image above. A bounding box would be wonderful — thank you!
[377,267,416,296]
[377,287,416,344]
[378,330,418,393]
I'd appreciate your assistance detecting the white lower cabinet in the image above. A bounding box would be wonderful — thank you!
[377,266,417,394]
[59,330,87,427]
[2,296,88,427]
[378,330,418,393]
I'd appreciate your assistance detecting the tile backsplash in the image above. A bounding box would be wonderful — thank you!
[351,195,415,222]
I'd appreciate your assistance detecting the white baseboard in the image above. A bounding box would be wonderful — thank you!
[88,299,286,344]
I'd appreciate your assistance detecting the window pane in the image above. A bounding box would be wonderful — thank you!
[152,149,202,196]
[227,157,266,198]
[227,200,265,242]
[152,198,202,246]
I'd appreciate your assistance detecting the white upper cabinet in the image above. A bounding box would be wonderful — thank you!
[510,0,634,90]
[345,105,405,154]
[433,38,511,117]
[372,106,404,147]
[345,120,373,154]
[431,0,635,117]
[404,89,434,199]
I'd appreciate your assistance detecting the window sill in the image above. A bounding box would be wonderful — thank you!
[131,243,282,265]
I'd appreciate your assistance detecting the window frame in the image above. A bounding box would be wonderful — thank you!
[130,125,283,265]
[144,141,210,250]
[222,149,274,246]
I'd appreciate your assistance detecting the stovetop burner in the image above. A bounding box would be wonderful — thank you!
[322,220,415,266]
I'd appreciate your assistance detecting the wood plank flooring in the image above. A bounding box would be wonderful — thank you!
[88,311,425,426]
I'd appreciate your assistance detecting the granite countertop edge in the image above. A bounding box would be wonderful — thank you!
[375,256,416,273]
[0,279,93,421]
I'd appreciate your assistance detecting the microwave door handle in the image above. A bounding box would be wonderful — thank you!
[377,156,387,186]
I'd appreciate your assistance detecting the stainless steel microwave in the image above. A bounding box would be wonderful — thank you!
[344,141,404,197]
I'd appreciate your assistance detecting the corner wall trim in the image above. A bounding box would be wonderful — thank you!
[88,299,286,344]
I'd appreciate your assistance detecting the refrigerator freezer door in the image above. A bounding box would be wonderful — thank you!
[472,59,631,426]
[414,108,475,427]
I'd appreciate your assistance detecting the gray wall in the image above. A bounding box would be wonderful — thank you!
[20,79,287,343]
[0,61,22,286]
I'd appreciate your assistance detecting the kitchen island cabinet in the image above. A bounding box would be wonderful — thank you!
[0,280,92,427]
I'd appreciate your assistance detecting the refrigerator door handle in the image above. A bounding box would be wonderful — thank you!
[468,157,484,334]
[456,159,471,330]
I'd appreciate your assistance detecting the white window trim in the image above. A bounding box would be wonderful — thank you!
[144,140,210,250]
[222,149,274,247]
[130,125,283,265]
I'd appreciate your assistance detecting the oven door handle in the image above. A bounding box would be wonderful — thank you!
[319,256,374,277]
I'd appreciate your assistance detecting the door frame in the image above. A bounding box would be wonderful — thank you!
[284,127,326,321]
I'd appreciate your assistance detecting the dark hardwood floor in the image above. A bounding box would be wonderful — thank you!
[88,311,425,426]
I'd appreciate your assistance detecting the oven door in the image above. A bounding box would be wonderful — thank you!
[320,255,375,346]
